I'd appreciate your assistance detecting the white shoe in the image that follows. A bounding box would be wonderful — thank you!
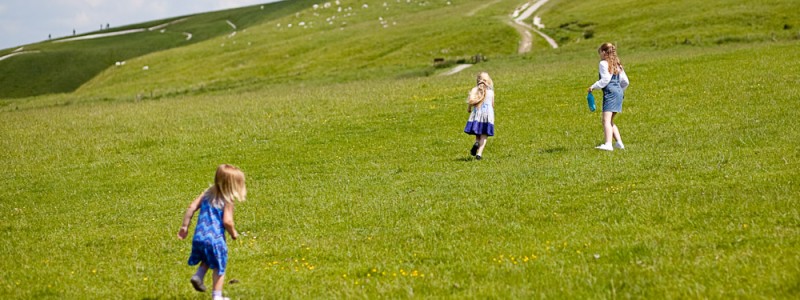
[614,141,625,150]
[595,144,613,151]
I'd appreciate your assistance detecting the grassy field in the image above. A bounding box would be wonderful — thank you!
[1,0,799,299]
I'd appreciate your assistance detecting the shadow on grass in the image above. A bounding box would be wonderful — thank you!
[454,156,476,162]
[540,147,567,154]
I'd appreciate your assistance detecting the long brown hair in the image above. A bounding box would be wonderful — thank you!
[467,72,493,107]
[598,43,623,75]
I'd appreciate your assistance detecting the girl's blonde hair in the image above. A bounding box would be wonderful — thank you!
[207,164,246,207]
[598,43,623,75]
[467,72,493,107]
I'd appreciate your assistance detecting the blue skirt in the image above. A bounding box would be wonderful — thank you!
[602,77,624,112]
[464,121,495,136]
[188,240,229,275]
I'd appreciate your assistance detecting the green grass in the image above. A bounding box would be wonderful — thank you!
[539,0,800,49]
[72,0,520,100]
[0,0,317,98]
[1,0,799,298]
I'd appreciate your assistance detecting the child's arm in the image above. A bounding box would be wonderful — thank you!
[466,93,472,113]
[177,193,204,239]
[589,61,611,92]
[223,202,239,240]
[619,69,630,90]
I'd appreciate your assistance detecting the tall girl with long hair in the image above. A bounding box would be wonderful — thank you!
[588,42,630,151]
[464,72,495,160]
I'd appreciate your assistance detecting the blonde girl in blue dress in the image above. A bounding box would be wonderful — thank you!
[588,42,630,151]
[464,72,495,160]
[178,164,246,300]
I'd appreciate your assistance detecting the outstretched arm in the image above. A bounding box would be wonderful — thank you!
[223,202,239,240]
[177,192,204,239]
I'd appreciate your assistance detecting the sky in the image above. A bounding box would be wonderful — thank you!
[0,0,280,50]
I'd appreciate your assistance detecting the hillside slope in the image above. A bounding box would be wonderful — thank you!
[1,0,799,298]
[0,0,317,98]
[76,0,520,100]
[3,0,797,102]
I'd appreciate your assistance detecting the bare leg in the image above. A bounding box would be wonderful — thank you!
[476,135,488,156]
[602,112,614,145]
[212,270,226,298]
[610,112,622,143]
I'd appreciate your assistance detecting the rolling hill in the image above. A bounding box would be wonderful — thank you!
[1,0,799,298]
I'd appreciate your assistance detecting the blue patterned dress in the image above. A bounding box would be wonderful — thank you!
[464,88,495,136]
[187,195,229,275]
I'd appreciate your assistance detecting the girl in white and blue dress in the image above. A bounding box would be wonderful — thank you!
[588,42,630,151]
[178,164,246,300]
[464,72,495,160]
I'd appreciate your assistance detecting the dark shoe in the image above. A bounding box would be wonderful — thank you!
[190,275,206,292]
[470,143,478,156]
[475,155,482,161]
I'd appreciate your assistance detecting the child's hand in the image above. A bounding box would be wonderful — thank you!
[177,226,189,240]
[587,87,593,93]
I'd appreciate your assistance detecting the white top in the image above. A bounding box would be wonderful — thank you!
[466,88,495,125]
[591,60,629,91]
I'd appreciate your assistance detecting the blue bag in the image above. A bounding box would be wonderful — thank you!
[587,92,596,112]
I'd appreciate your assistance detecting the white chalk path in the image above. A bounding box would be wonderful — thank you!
[507,20,534,53]
[514,0,549,22]
[148,18,188,31]
[53,18,189,43]
[511,0,558,51]
[0,50,41,61]
[54,29,147,43]
[448,0,557,74]
[515,21,558,49]
[226,20,238,38]
[226,20,238,30]
[440,64,473,76]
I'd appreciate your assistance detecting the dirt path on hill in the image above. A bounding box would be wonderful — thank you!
[440,64,473,76]
[510,0,558,52]
[507,20,534,53]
